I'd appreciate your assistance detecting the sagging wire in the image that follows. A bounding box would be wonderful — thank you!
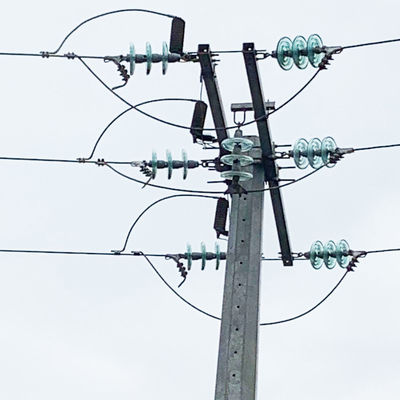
[111,194,219,254]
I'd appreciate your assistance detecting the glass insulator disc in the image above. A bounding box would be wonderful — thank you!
[310,240,324,269]
[307,34,324,68]
[292,35,309,69]
[336,239,351,268]
[293,138,309,169]
[307,138,323,169]
[276,37,294,70]
[323,240,337,269]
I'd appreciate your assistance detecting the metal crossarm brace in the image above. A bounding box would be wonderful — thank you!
[198,44,230,170]
[242,42,293,266]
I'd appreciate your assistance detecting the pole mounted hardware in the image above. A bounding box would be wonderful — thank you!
[242,42,293,266]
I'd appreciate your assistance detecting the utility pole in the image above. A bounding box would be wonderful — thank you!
[214,135,264,400]
[196,43,293,400]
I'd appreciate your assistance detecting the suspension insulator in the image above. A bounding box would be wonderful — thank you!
[307,34,324,68]
[201,242,207,270]
[292,35,309,69]
[276,37,294,70]
[221,137,253,152]
[307,138,324,169]
[293,138,309,169]
[220,154,254,166]
[323,240,337,269]
[146,42,152,75]
[162,41,169,75]
[321,136,337,167]
[185,243,192,270]
[129,43,136,75]
[151,151,157,179]
[166,150,173,179]
[310,240,324,269]
[336,239,351,268]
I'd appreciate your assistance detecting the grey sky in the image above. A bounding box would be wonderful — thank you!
[0,0,399,399]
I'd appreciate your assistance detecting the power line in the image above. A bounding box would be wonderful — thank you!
[353,143,400,152]
[77,56,322,133]
[114,194,220,253]
[366,247,400,254]
[260,271,349,325]
[342,37,400,51]
[0,249,164,257]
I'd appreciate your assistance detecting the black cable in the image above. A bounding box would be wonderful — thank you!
[78,57,321,132]
[353,143,400,152]
[269,69,321,115]
[48,9,176,55]
[140,252,221,321]
[260,271,349,325]
[114,194,219,253]
[0,156,132,165]
[82,97,198,161]
[0,52,105,60]
[342,38,400,51]
[106,162,326,195]
[366,248,400,254]
[0,249,164,257]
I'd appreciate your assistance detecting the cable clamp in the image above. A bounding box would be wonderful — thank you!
[64,52,76,59]
[40,51,50,58]
[96,158,106,166]
[76,157,86,163]
[165,254,188,287]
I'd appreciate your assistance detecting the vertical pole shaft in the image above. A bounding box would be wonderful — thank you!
[215,136,264,400]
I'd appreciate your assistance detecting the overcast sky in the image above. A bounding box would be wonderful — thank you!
[0,0,399,399]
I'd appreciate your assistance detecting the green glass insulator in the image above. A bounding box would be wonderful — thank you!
[215,242,221,270]
[146,42,152,75]
[321,136,337,167]
[166,150,173,179]
[220,170,253,182]
[220,154,254,166]
[307,34,324,68]
[129,43,135,76]
[307,138,324,169]
[292,35,309,69]
[336,239,351,268]
[323,240,337,269]
[182,149,188,180]
[310,240,324,269]
[201,242,206,270]
[162,41,168,75]
[221,137,253,152]
[186,243,192,270]
[276,37,294,71]
[293,138,309,169]
[151,151,157,179]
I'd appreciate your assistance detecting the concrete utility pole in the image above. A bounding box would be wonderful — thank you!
[214,136,264,400]
[197,43,292,400]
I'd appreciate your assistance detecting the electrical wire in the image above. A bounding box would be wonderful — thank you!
[78,56,322,133]
[82,97,199,161]
[114,194,220,253]
[140,253,221,320]
[47,9,176,55]
[366,247,400,254]
[0,156,132,165]
[260,271,349,326]
[342,37,400,51]
[353,143,400,152]
[0,249,164,257]
[105,162,327,195]
[269,69,322,115]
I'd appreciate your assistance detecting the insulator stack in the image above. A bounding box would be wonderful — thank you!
[142,150,198,180]
[306,239,351,269]
[127,41,181,75]
[274,34,324,70]
[184,242,226,270]
[220,137,255,182]
[292,136,338,169]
